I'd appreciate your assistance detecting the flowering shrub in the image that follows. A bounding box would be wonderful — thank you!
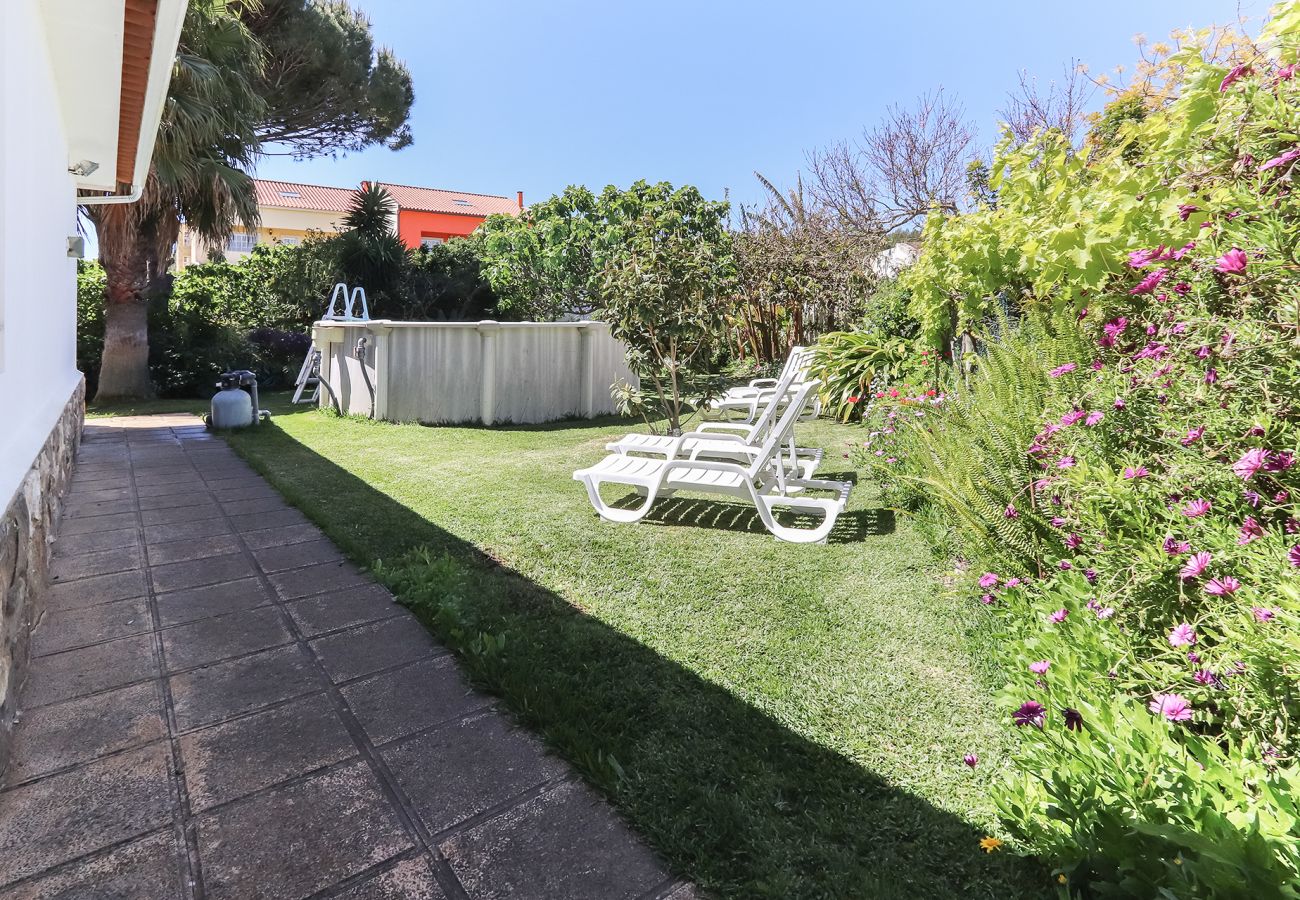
[875,7,1300,894]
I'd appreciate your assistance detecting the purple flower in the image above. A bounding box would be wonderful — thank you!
[1057,456,1076,469]
[1170,242,1196,261]
[963,753,978,768]
[1060,409,1086,426]
[1085,411,1104,426]
[1084,568,1098,585]
[1180,552,1211,581]
[1174,282,1192,296]
[1004,504,1018,519]
[1204,367,1219,385]
[1266,451,1296,472]
[1124,466,1150,480]
[1058,560,1073,571]
[1182,499,1211,518]
[1193,669,1219,686]
[1049,363,1077,378]
[1013,701,1046,728]
[1164,536,1191,556]
[1216,248,1248,274]
[1150,693,1193,722]
[979,572,1000,589]
[1062,708,1083,731]
[1181,426,1205,446]
[1177,204,1199,221]
[1168,623,1197,647]
[1252,606,1277,623]
[1095,606,1115,620]
[1114,396,1126,410]
[1239,516,1265,545]
[1290,545,1300,568]
[980,593,996,605]
[1029,660,1051,675]
[1220,63,1251,91]
[1128,247,1164,268]
[1130,268,1169,295]
[1065,533,1083,550]
[1005,577,1022,588]
[1205,576,1241,596]
[1260,148,1300,171]
[1233,448,1269,480]
[1048,608,1069,624]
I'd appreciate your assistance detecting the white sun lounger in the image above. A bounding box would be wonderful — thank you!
[706,347,821,424]
[606,361,823,477]
[574,382,852,544]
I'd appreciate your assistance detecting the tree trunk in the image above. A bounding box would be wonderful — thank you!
[97,301,154,401]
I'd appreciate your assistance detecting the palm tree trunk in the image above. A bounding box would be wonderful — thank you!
[89,204,156,402]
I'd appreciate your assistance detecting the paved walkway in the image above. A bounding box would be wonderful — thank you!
[0,415,690,900]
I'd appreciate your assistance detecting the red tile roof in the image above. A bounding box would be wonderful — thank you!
[372,182,521,217]
[254,179,356,213]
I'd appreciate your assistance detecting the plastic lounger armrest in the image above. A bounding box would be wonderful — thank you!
[748,377,779,389]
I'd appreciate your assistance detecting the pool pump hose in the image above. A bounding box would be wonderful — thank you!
[355,336,376,419]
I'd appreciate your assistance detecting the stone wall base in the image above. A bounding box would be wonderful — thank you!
[0,379,84,775]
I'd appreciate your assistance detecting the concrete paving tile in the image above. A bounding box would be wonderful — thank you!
[228,507,309,533]
[135,480,200,498]
[143,516,232,545]
[31,595,151,656]
[155,578,270,627]
[342,656,487,746]
[140,502,222,527]
[46,569,148,612]
[439,780,669,900]
[64,485,131,503]
[62,498,137,518]
[169,645,323,731]
[146,533,242,566]
[59,511,138,535]
[269,561,371,601]
[49,544,143,582]
[131,470,195,487]
[252,539,344,574]
[208,484,280,503]
[0,744,172,886]
[382,712,564,835]
[332,855,449,900]
[161,607,293,672]
[20,634,157,708]
[0,830,186,900]
[218,496,292,517]
[178,692,356,812]
[137,491,216,511]
[50,526,139,557]
[149,553,258,594]
[310,616,441,683]
[195,760,412,900]
[241,522,326,550]
[3,682,165,785]
[285,584,404,639]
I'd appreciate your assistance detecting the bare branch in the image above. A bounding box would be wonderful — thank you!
[999,60,1096,147]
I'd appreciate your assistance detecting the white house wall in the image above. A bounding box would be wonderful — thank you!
[0,0,83,508]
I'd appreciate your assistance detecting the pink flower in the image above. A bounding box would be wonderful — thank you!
[1057,456,1076,469]
[1164,536,1191,556]
[1123,466,1150,480]
[1058,560,1073,571]
[1204,367,1218,385]
[1260,147,1300,171]
[1085,411,1104,426]
[979,572,1000,589]
[1005,577,1022,588]
[1182,499,1211,518]
[1150,693,1193,722]
[1278,63,1298,81]
[1216,248,1248,274]
[1194,669,1218,686]
[1049,363,1077,378]
[1130,268,1169,295]
[1013,701,1046,728]
[1266,451,1296,472]
[1095,606,1115,620]
[1205,576,1240,596]
[1239,516,1265,545]
[1177,204,1199,221]
[1290,545,1300,568]
[1220,64,1251,91]
[1128,247,1164,268]
[1029,660,1051,675]
[1060,409,1086,427]
[1181,426,1205,446]
[1252,606,1277,623]
[1004,504,1018,519]
[1168,623,1197,647]
[1113,396,1126,410]
[980,593,996,605]
[963,753,978,768]
[1065,533,1083,550]
[1173,282,1192,296]
[1233,448,1269,480]
[1048,608,1069,624]
[1180,552,1211,580]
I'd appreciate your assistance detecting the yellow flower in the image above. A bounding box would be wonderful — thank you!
[980,837,1003,854]
[1058,874,1067,884]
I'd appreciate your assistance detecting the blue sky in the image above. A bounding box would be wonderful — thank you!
[254,0,1260,214]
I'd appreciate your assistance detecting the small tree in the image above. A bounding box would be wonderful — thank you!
[334,183,405,304]
[595,182,734,434]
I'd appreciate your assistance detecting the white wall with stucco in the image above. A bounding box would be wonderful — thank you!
[0,0,83,510]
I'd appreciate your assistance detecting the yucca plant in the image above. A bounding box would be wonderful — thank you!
[807,329,913,421]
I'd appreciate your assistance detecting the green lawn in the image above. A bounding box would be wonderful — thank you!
[97,396,1043,898]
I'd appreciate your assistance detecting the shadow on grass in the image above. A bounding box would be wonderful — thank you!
[609,495,893,544]
[225,416,1044,900]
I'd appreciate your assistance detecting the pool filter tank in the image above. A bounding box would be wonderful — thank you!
[207,370,270,429]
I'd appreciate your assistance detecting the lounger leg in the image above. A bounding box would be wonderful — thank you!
[582,477,659,524]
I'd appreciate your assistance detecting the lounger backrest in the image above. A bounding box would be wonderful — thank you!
[745,380,820,479]
[745,355,805,441]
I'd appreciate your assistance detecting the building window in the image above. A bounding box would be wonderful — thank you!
[227,232,257,253]
[420,236,444,248]
[277,236,301,246]
[279,191,301,199]
[452,199,472,207]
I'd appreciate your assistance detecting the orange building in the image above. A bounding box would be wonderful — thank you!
[364,181,524,248]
